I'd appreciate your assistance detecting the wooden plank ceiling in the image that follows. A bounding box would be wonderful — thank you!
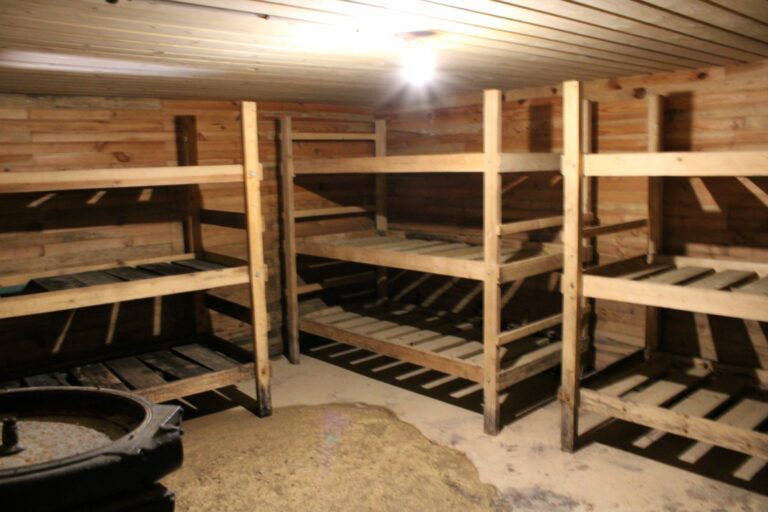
[0,0,767,105]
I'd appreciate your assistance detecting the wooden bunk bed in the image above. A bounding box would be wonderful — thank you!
[559,80,768,461]
[0,102,271,415]
[281,90,565,434]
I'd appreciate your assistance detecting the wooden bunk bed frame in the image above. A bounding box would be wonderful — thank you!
[560,80,768,461]
[281,90,566,434]
[0,102,271,416]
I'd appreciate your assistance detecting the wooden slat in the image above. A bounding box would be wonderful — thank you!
[0,266,250,319]
[291,131,376,141]
[294,205,374,218]
[499,215,563,236]
[0,164,244,192]
[584,151,768,177]
[71,362,129,391]
[140,350,208,379]
[106,357,167,389]
[172,344,239,371]
[498,342,562,389]
[498,313,563,346]
[582,218,648,238]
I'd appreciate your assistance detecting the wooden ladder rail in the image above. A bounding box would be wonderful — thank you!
[279,118,385,364]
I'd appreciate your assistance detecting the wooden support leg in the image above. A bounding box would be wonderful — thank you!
[280,116,300,364]
[242,102,272,416]
[482,90,502,435]
[483,280,501,435]
[560,80,584,451]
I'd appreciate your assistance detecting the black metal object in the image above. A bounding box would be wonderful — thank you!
[1,417,24,456]
[0,387,183,512]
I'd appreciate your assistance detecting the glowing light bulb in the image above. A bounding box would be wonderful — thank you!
[401,40,434,86]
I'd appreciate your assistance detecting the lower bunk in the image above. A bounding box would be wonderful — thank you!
[577,355,768,465]
[300,301,565,402]
[0,337,254,404]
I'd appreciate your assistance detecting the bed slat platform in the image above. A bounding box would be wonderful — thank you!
[301,303,567,389]
[0,340,255,404]
[295,232,562,282]
[583,256,768,323]
[0,257,248,320]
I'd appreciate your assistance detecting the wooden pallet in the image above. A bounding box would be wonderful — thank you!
[0,341,253,404]
[300,302,565,390]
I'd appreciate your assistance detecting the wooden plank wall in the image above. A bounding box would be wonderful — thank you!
[0,94,374,374]
[380,59,768,370]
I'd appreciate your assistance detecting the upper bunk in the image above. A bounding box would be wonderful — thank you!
[295,230,563,283]
[583,150,768,177]
[0,254,250,321]
[292,152,561,175]
[583,255,768,323]
[0,164,251,193]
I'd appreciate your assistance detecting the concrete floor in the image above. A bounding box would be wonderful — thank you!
[207,355,767,511]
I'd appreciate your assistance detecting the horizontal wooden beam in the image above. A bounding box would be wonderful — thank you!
[291,132,377,141]
[583,275,768,322]
[498,343,562,389]
[498,313,563,346]
[0,165,246,193]
[581,389,768,460]
[294,153,485,174]
[499,216,563,236]
[662,255,768,276]
[297,271,376,295]
[582,218,648,237]
[584,151,768,177]
[205,294,251,323]
[0,266,250,320]
[296,239,486,280]
[294,205,375,218]
[137,363,254,403]
[500,152,561,173]
[499,253,562,283]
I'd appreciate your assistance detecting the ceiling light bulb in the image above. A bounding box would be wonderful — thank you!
[402,41,434,86]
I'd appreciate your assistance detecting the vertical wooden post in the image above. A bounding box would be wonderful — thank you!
[645,94,664,359]
[482,90,502,435]
[175,115,208,335]
[280,116,300,364]
[374,119,388,301]
[580,100,596,265]
[242,101,272,416]
[560,81,584,452]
